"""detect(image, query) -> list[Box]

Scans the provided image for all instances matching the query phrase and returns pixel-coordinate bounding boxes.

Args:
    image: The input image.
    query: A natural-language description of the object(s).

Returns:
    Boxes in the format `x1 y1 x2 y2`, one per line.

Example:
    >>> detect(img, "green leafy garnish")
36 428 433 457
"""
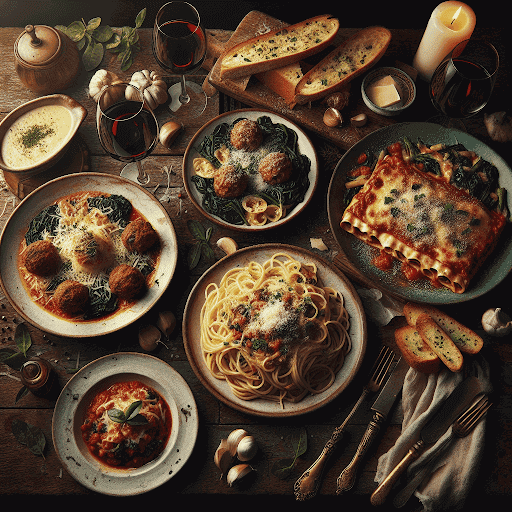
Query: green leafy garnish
187 220 214 270
56 8 146 71
107 400 149 426
271 428 308 479
11 419 46 458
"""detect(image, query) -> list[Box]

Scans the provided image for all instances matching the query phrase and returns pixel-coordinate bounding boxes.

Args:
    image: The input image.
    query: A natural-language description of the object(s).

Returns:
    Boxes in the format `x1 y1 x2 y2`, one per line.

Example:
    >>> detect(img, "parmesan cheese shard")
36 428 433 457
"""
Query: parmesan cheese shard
367 79 401 108
310 238 328 251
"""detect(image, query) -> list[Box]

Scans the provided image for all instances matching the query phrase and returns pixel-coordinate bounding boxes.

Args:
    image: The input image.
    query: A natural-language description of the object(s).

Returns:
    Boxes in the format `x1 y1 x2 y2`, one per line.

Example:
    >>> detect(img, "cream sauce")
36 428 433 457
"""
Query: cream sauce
1 105 72 169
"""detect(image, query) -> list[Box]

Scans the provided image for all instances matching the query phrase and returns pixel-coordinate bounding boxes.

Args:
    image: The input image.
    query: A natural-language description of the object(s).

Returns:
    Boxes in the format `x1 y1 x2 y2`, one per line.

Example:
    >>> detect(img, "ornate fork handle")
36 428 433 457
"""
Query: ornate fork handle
336 411 385 494
294 388 370 500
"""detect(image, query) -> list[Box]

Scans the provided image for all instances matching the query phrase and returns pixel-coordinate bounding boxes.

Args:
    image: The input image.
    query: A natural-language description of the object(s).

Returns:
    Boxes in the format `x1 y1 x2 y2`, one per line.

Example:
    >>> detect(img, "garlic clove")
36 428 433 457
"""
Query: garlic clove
482 307 512 337
159 120 183 148
323 107 343 127
236 435 257 461
214 438 233 477
226 463 254 487
217 237 238 256
156 310 176 340
138 324 162 351
350 113 367 127
227 428 248 456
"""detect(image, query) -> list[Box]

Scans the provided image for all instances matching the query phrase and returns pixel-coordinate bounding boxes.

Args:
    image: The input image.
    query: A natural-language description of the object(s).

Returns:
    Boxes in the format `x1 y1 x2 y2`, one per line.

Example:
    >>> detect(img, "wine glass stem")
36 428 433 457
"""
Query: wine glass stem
136 161 150 185
179 75 190 105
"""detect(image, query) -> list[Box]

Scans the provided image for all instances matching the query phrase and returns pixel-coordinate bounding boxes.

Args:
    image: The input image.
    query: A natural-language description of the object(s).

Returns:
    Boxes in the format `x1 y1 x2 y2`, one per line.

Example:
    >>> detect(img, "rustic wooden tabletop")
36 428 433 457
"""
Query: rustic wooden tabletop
0 6 511 507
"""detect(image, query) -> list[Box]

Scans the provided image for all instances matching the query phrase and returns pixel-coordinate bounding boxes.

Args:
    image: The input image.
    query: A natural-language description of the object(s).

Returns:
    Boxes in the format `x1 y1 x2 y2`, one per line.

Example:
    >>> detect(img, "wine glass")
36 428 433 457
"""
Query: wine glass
97 83 160 187
152 1 208 118
430 40 499 129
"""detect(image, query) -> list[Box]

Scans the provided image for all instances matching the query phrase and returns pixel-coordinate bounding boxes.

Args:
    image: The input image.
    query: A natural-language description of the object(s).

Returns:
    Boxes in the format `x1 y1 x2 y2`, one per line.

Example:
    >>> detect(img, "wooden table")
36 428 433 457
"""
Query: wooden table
1 20 511 507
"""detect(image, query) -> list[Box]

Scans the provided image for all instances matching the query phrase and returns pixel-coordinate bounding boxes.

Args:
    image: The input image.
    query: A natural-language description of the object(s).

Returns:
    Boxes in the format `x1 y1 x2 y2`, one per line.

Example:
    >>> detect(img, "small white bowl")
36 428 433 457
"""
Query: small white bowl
0 94 87 176
362 66 416 116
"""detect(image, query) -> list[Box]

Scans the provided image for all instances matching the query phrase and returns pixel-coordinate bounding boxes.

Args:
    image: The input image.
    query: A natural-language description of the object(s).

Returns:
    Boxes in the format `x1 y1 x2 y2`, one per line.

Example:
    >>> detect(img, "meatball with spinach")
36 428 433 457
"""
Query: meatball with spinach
24 240 61 276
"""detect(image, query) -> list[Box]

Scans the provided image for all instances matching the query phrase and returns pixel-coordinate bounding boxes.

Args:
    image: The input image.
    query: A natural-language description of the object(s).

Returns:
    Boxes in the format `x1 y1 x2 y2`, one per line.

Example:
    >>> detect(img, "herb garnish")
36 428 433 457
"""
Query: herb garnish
19 124 55 150
107 400 149 426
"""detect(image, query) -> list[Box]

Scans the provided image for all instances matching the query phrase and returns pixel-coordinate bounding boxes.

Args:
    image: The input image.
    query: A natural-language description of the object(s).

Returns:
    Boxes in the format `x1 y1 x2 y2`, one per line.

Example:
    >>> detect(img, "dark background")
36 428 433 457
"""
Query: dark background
0 0 505 30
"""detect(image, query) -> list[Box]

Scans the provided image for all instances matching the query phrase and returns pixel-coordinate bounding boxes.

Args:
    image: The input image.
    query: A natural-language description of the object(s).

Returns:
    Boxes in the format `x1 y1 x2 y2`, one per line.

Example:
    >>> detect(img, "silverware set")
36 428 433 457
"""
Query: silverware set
294 347 492 504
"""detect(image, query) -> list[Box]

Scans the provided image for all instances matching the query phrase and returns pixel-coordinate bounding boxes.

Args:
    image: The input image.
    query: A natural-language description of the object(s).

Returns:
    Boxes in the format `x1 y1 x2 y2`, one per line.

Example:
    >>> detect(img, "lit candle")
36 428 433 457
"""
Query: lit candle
413 2 476 81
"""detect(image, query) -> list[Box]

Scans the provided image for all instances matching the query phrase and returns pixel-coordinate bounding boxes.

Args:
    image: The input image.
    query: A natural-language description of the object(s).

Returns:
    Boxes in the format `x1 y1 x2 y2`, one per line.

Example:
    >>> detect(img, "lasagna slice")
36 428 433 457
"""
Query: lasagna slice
341 144 507 293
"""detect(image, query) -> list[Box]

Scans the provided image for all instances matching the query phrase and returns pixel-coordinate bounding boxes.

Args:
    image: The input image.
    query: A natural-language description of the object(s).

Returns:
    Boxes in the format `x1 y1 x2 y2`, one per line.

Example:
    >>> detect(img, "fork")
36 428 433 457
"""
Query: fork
393 395 492 508
294 346 395 500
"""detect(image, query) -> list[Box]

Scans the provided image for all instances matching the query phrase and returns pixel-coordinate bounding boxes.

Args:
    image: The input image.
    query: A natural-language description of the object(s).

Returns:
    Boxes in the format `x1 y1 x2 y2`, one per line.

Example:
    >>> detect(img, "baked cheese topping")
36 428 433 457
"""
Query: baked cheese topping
341 142 507 293
222 17 338 69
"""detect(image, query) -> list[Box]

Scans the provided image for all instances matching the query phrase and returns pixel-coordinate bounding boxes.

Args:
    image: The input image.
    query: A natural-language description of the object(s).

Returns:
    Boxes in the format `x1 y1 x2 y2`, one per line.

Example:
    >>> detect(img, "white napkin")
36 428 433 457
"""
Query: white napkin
375 357 492 511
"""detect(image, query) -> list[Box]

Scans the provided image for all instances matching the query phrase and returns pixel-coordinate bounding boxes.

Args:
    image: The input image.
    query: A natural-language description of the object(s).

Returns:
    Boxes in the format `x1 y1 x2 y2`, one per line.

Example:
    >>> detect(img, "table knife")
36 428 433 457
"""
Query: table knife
336 357 409 494
370 375 482 506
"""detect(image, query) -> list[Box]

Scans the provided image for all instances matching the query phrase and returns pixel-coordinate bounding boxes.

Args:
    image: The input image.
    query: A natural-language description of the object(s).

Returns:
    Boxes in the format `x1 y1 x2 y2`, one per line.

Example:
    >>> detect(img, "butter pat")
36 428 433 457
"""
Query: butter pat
367 76 401 108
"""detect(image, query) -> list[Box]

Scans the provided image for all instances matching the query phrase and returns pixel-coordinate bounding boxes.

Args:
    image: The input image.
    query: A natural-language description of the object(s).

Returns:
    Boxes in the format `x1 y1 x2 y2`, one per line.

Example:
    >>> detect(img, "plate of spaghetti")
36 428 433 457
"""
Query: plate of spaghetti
183 244 367 417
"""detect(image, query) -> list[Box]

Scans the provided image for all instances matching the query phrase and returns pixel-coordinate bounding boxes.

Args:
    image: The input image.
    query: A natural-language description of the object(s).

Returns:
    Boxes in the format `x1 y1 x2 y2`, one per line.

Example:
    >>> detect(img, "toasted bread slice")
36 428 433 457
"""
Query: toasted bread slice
395 325 441 374
403 302 483 355
219 15 339 80
416 314 463 372
293 26 391 105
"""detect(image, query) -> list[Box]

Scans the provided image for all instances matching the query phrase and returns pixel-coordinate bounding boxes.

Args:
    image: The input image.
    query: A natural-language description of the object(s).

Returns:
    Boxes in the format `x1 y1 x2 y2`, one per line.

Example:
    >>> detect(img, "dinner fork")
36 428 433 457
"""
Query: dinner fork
294 346 395 500
393 395 492 508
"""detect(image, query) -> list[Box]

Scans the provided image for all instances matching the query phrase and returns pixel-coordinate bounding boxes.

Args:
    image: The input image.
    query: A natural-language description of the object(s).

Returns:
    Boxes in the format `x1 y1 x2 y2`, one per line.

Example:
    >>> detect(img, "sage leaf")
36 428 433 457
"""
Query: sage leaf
66 20 86 42
107 408 126 424
124 400 142 421
86 17 102 31
83 38 104 71
92 25 114 43
0 348 27 371
201 242 215 262
11 419 46 458
127 414 148 426
188 242 202 270
135 8 146 28
15 386 29 404
15 323 32 357
188 219 207 241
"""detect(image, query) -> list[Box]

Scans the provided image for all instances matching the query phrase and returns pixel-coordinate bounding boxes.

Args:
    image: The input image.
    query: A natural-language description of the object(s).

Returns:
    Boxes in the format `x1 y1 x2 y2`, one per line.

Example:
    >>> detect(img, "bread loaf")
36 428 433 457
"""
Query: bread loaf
415 314 463 372
395 325 441 374
293 26 391 105
219 15 339 80
403 302 483 355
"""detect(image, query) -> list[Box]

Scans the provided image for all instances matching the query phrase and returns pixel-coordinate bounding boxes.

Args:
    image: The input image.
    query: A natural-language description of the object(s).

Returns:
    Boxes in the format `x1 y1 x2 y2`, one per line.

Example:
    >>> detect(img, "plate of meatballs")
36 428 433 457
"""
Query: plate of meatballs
0 172 178 338
183 109 318 230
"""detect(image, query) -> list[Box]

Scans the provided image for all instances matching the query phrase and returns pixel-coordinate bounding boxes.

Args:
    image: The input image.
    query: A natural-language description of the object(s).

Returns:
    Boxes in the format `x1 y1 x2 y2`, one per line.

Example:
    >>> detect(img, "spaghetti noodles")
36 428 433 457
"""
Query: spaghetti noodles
200 252 351 405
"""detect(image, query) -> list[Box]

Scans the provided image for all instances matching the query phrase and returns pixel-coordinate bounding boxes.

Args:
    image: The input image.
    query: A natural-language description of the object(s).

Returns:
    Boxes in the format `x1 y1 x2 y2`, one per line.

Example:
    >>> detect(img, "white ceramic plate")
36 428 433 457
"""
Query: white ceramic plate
328 122 512 304
182 243 367 417
52 352 198 496
183 109 319 231
0 172 178 337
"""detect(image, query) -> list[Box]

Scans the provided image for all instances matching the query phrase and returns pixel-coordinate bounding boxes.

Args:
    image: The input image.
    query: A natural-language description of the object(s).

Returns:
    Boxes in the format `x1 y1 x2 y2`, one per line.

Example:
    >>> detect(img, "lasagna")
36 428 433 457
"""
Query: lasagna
81 380 171 469
341 140 508 293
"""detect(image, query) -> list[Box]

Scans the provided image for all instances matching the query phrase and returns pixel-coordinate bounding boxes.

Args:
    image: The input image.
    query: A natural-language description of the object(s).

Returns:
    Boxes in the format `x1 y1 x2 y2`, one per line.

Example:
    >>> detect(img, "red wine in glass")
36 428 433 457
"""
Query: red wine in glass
99 100 159 162
154 20 206 74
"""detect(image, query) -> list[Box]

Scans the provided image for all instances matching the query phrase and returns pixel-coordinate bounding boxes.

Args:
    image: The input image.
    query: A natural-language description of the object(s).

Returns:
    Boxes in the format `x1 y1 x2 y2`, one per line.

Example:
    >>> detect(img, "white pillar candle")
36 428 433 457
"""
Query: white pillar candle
413 1 476 81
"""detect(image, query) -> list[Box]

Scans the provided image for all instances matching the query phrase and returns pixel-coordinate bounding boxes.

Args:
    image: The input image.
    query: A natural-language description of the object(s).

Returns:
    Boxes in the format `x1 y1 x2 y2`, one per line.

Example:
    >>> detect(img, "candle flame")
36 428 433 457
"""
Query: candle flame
451 6 462 25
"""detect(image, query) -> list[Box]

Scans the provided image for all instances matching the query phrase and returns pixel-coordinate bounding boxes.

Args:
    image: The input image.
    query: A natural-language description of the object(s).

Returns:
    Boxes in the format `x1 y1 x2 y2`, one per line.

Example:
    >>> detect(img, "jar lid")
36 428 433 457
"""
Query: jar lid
15 25 62 66
21 360 42 380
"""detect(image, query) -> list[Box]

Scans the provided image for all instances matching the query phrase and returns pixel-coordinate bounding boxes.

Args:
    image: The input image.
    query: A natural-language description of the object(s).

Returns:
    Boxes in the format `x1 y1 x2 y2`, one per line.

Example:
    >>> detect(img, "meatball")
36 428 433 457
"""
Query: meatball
109 264 145 300
121 218 159 253
258 152 293 185
230 119 263 151
214 164 248 198
54 280 89 315
24 240 61 276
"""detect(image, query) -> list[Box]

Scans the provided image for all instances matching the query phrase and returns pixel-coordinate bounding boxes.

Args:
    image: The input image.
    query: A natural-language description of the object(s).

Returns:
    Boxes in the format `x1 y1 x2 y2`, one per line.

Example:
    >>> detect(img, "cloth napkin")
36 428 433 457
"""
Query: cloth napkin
375 356 492 511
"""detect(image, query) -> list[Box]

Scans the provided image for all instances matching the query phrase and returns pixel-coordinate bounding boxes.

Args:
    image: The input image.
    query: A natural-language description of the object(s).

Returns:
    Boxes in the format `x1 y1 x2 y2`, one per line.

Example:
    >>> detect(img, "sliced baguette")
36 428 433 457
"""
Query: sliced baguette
415 314 464 372
395 325 441 374
219 15 339 80
403 302 483 355
293 26 391 105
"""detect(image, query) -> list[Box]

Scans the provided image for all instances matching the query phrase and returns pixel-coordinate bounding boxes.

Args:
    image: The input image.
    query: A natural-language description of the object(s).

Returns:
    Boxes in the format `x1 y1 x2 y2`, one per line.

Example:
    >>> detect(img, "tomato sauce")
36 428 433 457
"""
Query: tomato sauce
80 380 171 469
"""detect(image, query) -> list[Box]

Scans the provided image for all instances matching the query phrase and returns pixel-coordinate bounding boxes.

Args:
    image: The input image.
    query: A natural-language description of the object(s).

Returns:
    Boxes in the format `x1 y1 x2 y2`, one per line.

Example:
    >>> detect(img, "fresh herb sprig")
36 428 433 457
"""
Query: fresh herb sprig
187 220 214 270
11 419 46 458
271 427 308 479
56 8 146 71
107 400 149 426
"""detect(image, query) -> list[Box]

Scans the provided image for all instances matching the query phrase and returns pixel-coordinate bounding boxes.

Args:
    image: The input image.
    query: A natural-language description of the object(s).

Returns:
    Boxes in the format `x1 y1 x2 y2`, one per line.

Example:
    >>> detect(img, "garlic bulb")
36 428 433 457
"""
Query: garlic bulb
88 69 123 103
482 308 512 337
227 428 248 457
236 435 257 461
127 69 168 110
214 439 233 477
226 464 254 486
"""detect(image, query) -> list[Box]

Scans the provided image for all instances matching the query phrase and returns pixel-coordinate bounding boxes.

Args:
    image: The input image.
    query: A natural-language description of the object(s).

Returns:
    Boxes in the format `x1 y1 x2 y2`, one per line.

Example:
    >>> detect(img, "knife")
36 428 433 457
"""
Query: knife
336 357 409 494
370 375 482 506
